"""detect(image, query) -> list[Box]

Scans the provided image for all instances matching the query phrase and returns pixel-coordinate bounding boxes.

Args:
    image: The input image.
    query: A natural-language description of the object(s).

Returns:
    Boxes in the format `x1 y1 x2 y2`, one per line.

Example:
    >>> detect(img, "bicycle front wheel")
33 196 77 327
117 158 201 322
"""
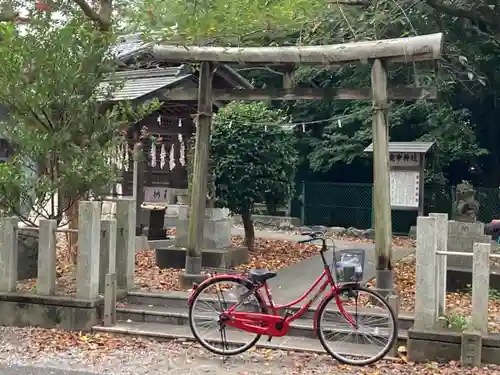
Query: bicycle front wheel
316 285 397 366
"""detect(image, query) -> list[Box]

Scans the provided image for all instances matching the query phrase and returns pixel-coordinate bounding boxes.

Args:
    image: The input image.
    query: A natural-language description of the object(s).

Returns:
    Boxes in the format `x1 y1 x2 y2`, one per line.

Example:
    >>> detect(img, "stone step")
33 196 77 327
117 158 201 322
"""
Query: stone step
93 321 401 360
116 303 407 346
126 290 415 330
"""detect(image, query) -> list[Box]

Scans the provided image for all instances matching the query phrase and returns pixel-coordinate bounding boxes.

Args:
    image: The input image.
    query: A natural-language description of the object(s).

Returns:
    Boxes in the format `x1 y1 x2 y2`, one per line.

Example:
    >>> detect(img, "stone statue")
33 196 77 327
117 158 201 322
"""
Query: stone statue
453 181 479 222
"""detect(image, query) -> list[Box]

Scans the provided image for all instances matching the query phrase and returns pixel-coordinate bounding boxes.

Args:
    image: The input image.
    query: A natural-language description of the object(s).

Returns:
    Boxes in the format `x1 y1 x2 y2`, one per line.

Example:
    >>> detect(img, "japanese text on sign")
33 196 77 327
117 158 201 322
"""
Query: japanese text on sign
144 187 168 203
389 152 420 168
390 170 420 209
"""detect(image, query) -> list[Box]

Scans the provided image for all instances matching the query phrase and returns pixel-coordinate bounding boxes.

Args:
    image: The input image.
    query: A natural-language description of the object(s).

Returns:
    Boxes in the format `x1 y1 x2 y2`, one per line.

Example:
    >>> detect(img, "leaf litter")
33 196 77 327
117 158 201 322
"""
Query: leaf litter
366 258 500 332
16 227 500 330
1 327 500 374
15 235 319 294
16 226 416 296
132 232 417 292
7 228 500 372
135 236 319 291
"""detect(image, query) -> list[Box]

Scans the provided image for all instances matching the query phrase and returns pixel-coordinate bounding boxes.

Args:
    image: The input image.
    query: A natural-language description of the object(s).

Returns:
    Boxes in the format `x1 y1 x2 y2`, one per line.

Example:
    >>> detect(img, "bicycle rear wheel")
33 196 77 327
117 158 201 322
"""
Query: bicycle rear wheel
188 276 266 355
316 285 397 366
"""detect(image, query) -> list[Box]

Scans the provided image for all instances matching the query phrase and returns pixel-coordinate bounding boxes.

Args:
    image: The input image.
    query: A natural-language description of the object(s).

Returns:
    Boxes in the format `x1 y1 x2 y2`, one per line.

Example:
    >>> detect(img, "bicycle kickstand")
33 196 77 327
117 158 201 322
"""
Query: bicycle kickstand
220 324 228 364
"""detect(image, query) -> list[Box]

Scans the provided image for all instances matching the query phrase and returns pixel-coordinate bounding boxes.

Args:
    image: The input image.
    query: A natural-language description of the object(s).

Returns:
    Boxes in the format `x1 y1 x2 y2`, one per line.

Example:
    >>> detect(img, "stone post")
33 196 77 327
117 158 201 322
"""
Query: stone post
387 294 400 357
76 201 102 299
116 197 136 290
415 216 438 330
37 219 57 295
103 273 117 326
472 242 490 334
99 218 117 295
430 213 448 317
0 217 18 292
461 330 482 367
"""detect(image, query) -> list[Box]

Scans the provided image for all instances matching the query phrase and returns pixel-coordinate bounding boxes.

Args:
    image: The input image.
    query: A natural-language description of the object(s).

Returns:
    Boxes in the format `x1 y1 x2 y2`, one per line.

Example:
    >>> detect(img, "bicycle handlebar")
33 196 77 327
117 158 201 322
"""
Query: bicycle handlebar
297 231 327 249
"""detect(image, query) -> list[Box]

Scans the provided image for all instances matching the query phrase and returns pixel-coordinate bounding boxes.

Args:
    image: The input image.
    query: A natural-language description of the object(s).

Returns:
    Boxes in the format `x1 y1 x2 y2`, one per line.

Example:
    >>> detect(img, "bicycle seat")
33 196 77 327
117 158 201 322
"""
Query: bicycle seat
248 268 277 283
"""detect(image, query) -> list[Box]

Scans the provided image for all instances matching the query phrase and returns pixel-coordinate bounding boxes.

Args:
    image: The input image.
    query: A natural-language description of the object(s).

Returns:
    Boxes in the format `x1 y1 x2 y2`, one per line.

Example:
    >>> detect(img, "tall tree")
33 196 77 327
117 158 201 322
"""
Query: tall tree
0 16 156 236
211 102 298 250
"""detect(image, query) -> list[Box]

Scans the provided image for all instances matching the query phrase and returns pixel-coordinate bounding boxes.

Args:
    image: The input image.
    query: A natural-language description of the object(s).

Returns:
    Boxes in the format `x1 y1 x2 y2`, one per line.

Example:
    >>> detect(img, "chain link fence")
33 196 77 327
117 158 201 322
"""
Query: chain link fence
302 182 373 230
301 182 455 235
476 187 500 223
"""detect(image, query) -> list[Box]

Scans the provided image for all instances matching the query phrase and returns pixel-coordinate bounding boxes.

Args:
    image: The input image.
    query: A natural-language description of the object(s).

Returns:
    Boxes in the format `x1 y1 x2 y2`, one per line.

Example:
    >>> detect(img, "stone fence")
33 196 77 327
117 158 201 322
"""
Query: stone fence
409 213 500 366
0 198 136 330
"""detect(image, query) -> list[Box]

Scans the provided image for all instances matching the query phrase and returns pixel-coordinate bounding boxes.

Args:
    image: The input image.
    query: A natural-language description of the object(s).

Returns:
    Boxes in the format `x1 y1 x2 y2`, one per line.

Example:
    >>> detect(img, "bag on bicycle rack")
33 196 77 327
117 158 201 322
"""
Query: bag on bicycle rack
334 249 365 283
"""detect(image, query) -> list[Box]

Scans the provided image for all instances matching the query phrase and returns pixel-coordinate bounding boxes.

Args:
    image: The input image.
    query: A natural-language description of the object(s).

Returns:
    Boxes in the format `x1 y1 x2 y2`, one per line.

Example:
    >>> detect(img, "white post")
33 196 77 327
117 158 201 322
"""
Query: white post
99 218 117 295
76 201 102 299
116 197 136 290
471 242 490 334
0 217 18 292
430 213 448 317
37 219 57 295
415 216 438 329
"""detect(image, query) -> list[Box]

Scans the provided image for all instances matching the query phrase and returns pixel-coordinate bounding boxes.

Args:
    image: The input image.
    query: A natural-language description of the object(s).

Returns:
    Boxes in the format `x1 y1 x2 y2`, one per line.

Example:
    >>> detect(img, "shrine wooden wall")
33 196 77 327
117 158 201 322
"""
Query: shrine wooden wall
121 102 196 196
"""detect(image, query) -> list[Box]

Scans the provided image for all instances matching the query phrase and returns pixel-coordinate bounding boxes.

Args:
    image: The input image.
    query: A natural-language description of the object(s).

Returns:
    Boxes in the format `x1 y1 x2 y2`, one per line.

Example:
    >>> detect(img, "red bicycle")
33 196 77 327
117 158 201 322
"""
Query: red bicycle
187 231 397 366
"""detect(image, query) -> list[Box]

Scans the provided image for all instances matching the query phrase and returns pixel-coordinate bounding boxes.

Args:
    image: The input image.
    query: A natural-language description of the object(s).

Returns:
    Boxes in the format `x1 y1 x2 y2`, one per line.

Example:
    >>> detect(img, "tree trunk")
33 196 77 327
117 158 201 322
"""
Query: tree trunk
241 207 255 251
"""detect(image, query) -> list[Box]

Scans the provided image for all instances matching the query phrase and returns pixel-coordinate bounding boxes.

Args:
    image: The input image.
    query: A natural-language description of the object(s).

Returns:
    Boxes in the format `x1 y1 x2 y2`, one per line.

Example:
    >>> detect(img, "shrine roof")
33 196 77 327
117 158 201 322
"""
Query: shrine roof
97 33 252 102
98 67 192 102
364 141 434 153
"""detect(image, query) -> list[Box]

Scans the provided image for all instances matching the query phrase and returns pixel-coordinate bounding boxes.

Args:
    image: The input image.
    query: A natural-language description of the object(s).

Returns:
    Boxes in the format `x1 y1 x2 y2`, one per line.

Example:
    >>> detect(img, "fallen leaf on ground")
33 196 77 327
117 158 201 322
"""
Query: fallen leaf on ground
3 327 500 374
366 259 500 332
18 235 319 294
325 233 415 249
136 236 318 292
233 237 317 273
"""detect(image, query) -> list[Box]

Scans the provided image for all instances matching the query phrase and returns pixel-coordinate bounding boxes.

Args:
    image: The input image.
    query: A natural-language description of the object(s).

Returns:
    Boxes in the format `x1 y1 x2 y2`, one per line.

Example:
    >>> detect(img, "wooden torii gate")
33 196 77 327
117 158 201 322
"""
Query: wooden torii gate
152 33 444 291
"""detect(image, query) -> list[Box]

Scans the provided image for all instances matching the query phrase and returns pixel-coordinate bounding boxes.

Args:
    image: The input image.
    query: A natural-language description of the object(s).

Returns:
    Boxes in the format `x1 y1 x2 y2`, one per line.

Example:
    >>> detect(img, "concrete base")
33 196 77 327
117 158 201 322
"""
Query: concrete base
374 269 394 297
408 328 500 365
175 220 232 249
155 246 249 269
0 291 126 331
232 214 301 228
135 236 176 251
179 273 208 289
136 235 150 251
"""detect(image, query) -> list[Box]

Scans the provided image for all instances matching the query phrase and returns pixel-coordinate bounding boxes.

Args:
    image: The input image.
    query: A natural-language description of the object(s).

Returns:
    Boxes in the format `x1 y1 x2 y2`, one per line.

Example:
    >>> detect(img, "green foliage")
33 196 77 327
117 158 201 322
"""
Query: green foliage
124 0 500 188
444 313 470 331
0 18 158 223
211 102 298 214
304 97 486 184
15 0 500 194
245 0 490 186
127 0 330 45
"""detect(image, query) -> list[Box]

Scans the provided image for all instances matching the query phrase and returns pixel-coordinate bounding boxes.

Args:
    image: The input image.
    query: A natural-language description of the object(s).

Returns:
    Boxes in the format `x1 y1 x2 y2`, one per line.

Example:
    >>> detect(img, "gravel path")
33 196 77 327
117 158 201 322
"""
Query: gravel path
0 339 337 375
1 326 500 375
0 365 99 375
0 327 339 375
